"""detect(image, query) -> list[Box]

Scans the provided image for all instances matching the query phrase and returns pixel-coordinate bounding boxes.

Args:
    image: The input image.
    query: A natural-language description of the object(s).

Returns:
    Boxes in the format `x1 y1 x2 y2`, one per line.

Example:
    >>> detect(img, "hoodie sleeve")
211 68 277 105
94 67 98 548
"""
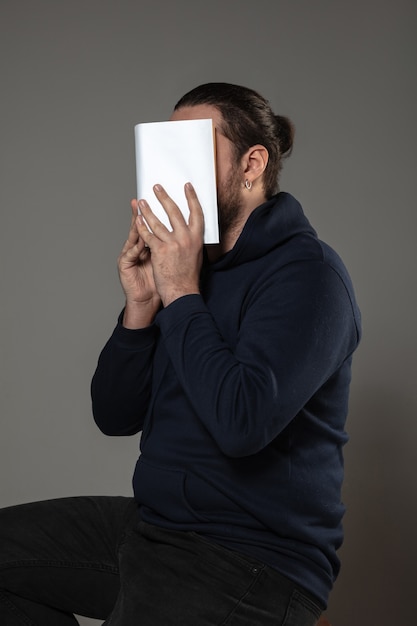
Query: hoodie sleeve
91 316 159 436
156 259 361 457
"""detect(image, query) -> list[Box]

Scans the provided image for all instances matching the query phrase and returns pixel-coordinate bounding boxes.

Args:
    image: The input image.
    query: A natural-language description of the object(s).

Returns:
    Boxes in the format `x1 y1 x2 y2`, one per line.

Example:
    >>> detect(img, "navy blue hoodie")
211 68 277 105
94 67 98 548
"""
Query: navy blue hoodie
91 192 361 607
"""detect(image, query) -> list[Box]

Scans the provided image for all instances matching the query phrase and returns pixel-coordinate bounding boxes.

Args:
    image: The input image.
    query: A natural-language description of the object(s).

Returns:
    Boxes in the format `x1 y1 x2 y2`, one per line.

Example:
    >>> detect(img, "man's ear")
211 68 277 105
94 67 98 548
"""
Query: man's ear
242 144 269 185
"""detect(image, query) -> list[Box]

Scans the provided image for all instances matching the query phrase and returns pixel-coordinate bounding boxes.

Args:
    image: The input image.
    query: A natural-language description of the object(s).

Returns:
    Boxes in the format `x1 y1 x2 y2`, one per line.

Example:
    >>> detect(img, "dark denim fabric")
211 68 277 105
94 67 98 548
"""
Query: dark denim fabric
0 496 322 625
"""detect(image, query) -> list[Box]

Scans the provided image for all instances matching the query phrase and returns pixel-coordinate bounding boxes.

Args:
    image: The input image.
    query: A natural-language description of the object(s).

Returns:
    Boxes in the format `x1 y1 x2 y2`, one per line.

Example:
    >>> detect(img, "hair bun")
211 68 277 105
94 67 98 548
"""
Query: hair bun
275 115 295 157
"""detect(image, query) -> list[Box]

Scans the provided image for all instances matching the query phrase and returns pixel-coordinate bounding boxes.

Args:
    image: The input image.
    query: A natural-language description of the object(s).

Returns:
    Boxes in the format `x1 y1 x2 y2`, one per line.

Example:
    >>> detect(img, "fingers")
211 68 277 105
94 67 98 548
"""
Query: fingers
120 200 146 256
137 184 204 242
118 232 151 275
184 182 205 238
154 184 187 231
136 212 154 249
131 198 139 218
121 239 148 264
137 197 169 243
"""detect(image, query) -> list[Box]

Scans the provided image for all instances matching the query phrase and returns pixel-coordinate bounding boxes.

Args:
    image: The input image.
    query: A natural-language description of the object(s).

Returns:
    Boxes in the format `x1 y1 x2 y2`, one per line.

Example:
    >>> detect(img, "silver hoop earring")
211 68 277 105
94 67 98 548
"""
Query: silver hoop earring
245 179 252 191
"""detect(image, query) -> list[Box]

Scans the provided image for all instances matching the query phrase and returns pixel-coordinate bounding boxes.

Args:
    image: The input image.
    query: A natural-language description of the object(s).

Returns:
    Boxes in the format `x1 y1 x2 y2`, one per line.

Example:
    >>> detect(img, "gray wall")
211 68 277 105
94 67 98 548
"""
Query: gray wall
1 1 416 625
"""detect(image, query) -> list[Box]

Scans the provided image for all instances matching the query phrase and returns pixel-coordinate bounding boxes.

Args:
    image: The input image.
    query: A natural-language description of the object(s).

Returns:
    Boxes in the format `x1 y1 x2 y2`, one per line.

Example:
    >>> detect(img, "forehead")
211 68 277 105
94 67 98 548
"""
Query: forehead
169 104 223 129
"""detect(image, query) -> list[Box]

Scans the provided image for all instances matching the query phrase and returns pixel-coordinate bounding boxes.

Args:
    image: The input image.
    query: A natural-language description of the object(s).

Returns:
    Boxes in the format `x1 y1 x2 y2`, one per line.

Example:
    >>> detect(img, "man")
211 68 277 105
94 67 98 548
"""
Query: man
0 83 361 625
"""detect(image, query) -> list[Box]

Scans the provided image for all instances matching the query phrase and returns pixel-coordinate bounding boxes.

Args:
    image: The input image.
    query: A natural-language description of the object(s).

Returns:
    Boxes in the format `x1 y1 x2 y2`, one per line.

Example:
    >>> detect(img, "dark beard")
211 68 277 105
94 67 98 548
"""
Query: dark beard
216 167 243 237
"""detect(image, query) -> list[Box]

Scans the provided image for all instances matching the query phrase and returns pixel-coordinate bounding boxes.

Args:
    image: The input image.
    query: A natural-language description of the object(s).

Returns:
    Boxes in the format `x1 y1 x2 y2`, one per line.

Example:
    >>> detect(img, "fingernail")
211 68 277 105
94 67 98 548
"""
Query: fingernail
138 199 146 211
185 182 193 190
154 184 162 193
137 200 141 215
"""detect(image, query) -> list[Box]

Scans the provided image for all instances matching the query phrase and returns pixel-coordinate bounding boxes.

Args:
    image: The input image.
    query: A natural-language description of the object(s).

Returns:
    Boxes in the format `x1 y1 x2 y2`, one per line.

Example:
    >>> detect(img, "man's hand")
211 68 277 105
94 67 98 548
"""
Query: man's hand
118 201 161 328
136 183 204 307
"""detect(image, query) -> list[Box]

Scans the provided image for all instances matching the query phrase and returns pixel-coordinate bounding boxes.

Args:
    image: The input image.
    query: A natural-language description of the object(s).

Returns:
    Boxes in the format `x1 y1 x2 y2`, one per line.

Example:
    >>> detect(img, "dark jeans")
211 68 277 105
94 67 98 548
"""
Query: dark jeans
0 496 322 625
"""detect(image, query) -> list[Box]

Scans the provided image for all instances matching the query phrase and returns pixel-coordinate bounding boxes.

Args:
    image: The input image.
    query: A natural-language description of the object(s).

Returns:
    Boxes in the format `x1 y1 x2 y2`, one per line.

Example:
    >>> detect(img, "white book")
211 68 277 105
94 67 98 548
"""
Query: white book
134 119 219 244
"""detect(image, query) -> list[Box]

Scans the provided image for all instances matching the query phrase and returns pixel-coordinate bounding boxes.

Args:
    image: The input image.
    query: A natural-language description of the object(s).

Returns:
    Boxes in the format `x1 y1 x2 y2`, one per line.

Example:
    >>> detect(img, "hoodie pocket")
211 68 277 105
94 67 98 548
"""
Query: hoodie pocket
133 457 249 529
133 458 202 523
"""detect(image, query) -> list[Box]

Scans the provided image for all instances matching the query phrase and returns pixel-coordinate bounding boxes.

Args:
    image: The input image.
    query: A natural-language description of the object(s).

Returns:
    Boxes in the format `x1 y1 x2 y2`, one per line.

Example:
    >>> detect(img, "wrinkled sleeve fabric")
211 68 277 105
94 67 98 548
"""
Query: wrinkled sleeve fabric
91 315 159 436
156 260 360 457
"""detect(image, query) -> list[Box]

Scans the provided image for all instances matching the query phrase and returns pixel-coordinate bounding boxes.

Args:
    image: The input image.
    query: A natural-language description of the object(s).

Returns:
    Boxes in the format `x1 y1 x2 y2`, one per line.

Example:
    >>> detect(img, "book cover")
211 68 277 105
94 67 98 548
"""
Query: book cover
134 118 219 244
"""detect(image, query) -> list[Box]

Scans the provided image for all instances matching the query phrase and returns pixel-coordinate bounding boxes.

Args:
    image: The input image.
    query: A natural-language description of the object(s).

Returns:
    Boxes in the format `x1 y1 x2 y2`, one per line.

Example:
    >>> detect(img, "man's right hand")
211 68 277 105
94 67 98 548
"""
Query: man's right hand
117 200 161 328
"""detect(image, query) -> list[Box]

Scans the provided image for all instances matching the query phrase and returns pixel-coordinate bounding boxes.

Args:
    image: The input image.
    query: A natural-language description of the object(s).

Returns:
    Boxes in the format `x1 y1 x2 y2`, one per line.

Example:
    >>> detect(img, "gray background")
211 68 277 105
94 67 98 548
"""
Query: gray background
1 1 416 625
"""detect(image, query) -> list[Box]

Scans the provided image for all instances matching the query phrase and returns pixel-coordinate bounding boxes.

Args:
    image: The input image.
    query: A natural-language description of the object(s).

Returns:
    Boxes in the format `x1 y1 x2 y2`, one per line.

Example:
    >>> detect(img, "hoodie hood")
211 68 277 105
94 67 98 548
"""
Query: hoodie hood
212 192 318 270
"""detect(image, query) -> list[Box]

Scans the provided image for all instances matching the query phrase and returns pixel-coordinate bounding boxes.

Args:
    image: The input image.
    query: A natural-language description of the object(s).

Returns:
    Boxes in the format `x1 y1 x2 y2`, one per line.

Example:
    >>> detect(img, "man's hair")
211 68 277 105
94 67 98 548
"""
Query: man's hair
174 82 294 198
